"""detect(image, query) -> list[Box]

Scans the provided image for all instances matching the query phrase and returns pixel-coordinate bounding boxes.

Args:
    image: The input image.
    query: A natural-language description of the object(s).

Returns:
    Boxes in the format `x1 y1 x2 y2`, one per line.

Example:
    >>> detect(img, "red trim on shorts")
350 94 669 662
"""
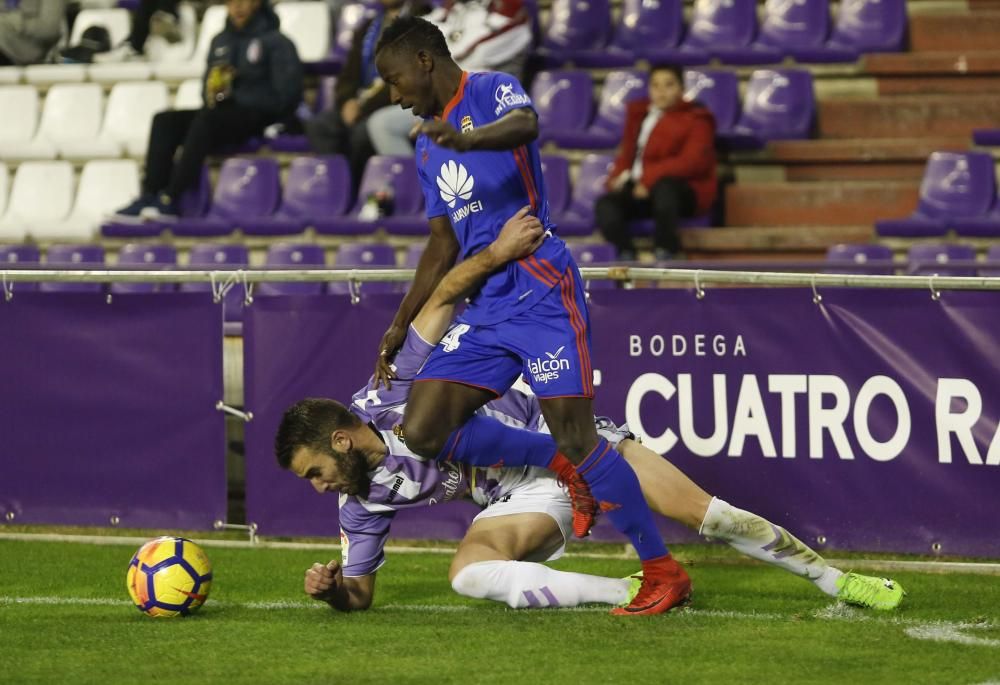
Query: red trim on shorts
412 377 503 399
559 267 593 396
534 393 596 400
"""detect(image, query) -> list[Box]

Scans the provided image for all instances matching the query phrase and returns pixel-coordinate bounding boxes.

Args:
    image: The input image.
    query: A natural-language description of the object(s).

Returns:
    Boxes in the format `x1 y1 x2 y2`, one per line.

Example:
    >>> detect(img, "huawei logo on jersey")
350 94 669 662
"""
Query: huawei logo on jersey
437 161 475 208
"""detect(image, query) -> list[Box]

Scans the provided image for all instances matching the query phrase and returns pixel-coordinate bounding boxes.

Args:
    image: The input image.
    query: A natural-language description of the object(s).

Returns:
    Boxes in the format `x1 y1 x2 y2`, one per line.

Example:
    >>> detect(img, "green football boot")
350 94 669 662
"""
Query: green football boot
835 572 905 610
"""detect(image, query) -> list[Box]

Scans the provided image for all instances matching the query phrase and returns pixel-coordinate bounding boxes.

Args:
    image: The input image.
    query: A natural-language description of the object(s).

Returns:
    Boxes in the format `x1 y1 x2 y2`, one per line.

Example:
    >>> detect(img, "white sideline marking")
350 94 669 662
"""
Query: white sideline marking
3 533 1000 574
904 625 1000 648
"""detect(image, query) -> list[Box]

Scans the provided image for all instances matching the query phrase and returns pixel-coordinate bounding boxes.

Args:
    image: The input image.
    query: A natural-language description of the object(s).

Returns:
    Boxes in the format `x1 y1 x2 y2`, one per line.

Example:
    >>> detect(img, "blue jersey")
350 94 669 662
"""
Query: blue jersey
415 71 572 326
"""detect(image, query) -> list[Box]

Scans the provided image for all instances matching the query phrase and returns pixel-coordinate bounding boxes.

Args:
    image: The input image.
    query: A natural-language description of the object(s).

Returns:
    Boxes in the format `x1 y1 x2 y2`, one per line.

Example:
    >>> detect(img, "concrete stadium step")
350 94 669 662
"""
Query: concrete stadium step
864 51 1000 75
909 13 1000 51
817 96 1000 138
725 182 918 227
680 225 875 258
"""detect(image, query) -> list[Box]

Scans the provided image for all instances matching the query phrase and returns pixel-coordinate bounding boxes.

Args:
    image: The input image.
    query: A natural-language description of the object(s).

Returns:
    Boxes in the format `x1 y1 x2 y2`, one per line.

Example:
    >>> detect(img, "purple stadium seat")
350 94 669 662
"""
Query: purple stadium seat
540 0 612 64
267 135 312 153
877 152 996 238
906 244 977 277
565 0 682 67
180 244 250 324
0 244 40 292
650 0 758 65
684 68 741 134
243 156 352 236
257 243 327 296
548 71 646 149
317 156 425 236
830 0 906 53
111 243 177 294
330 243 397 295
553 153 614 237
724 0 830 65
541 155 571 218
168 158 281 237
980 244 1000 277
332 4 373 65
532 70 594 145
973 129 1000 147
568 242 616 288
825 243 895 275
41 245 105 293
101 166 212 239
722 69 815 149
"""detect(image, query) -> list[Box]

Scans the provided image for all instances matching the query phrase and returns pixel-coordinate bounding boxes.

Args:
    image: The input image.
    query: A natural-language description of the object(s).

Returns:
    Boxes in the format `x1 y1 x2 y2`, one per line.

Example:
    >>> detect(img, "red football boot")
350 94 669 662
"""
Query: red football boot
548 453 597 537
610 554 692 616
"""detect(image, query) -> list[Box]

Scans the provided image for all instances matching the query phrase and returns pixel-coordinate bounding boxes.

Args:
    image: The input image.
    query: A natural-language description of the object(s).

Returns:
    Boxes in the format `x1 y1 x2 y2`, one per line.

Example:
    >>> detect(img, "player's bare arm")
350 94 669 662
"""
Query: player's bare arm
413 108 539 152
304 560 376 612
374 215 459 389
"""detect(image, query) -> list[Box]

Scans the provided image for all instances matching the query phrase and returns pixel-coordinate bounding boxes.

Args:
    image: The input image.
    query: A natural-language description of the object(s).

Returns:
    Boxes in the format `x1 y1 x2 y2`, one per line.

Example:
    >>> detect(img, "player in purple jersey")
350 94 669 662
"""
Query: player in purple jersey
277 217 905 613
370 15 688 615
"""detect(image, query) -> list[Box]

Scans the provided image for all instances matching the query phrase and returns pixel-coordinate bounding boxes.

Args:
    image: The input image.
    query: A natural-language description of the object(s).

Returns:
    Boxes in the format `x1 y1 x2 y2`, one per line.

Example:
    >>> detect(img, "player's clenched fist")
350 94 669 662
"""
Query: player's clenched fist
304 560 343 603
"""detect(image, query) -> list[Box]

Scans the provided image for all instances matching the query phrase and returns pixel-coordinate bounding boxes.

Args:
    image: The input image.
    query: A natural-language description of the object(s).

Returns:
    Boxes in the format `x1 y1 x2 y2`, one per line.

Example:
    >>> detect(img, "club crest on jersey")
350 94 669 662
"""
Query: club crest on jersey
392 424 406 443
494 82 531 116
528 345 571 384
460 115 474 133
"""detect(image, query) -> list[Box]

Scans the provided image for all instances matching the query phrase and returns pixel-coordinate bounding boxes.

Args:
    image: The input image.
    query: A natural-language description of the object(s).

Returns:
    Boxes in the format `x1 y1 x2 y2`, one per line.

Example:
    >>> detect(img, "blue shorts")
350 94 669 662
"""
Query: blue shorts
417 265 594 398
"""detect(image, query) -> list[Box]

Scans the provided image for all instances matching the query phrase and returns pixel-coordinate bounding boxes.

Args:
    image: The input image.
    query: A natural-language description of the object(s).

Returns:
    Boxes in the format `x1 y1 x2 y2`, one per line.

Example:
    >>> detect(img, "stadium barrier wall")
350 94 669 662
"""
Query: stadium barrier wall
0 292 227 530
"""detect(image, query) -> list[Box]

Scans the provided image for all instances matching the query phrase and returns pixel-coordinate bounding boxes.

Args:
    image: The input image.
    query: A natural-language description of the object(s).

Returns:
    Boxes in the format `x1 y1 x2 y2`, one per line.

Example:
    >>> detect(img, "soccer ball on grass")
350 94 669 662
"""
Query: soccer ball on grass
126 536 213 617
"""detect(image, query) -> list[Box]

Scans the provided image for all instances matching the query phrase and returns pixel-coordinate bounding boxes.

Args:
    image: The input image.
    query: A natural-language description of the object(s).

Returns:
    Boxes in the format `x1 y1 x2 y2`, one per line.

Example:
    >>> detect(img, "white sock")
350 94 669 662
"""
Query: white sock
451 560 631 608
699 497 844 597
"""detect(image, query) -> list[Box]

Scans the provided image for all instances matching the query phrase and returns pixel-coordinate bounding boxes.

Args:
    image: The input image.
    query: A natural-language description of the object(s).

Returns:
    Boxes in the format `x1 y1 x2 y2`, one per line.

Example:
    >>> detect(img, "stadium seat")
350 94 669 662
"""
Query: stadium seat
531 70 593 146
722 69 815 149
538 0 612 65
90 3 198 83
331 3 374 66
403 243 424 268
330 243 398 295
0 66 23 84
155 4 228 81
568 242 616 288
316 156 425 236
611 0 684 66
0 83 104 161
25 8 132 86
650 0 757 65
180 243 250 323
548 71 646 149
541 155 571 218
0 163 7 224
824 244 895 275
0 86 40 150
243 156 352 236
111 243 178 294
980 245 1000 277
876 152 996 238
0 161 75 242
973 129 1000 147
40 245 106 293
33 160 141 242
829 0 906 54
0 244 40 292
101 165 211 239
167 158 281 237
906 244 978 277
552 153 613 237
275 2 336 73
257 243 327 296
174 78 204 109
61 81 170 159
684 68 741 135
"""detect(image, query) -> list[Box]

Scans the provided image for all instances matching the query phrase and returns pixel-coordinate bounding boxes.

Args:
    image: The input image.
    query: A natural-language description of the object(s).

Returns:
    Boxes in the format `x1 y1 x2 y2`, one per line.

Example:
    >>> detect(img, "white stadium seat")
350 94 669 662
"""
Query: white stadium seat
0 66 23 84
25 9 132 86
0 161 76 242
61 81 169 159
275 2 332 62
155 4 227 81
173 78 203 109
89 3 199 83
0 86 40 147
32 160 140 242
0 84 104 161
0 164 9 229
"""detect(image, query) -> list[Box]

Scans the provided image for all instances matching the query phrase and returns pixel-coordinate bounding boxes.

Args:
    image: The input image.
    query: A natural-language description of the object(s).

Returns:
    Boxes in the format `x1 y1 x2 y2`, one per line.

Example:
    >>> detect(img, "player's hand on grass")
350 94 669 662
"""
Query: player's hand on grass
373 324 405 390
412 120 471 152
490 206 545 264
305 560 343 604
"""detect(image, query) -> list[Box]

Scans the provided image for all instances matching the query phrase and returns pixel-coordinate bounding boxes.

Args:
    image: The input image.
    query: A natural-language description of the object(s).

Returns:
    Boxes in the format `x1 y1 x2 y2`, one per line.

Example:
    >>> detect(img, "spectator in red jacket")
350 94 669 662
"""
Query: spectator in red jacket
595 64 717 261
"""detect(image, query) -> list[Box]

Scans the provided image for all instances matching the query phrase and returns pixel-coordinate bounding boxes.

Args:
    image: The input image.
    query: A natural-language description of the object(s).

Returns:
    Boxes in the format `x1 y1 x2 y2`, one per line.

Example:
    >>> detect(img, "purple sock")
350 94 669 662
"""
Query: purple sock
578 438 669 561
438 415 557 468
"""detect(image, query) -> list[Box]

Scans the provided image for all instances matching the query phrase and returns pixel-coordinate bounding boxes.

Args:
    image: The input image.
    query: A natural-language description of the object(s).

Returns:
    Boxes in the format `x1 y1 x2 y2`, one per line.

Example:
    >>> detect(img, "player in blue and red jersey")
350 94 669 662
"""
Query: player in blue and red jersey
370 16 687 615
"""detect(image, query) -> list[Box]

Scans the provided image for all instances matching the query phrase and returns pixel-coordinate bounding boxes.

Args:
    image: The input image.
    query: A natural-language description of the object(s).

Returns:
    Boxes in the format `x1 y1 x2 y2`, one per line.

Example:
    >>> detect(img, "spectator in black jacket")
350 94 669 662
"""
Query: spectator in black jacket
114 0 303 220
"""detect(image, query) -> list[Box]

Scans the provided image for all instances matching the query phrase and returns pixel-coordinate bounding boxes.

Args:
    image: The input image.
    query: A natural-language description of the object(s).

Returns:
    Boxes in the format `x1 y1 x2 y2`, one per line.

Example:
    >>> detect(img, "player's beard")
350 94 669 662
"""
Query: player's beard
332 447 371 499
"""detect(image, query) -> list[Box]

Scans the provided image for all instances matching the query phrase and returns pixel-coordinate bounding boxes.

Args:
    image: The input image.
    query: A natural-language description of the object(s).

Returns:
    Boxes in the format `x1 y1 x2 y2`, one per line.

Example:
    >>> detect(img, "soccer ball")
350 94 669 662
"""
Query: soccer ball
126 536 213 618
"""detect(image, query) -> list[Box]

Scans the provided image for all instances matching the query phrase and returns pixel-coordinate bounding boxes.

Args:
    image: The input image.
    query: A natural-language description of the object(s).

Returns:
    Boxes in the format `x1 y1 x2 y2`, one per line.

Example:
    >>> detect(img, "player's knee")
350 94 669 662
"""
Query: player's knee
553 428 600 463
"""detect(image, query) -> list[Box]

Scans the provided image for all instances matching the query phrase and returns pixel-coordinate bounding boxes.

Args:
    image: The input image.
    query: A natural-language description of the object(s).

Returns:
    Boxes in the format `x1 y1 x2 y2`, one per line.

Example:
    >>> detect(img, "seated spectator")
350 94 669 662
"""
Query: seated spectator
114 0 303 220
365 0 532 158
305 0 427 191
596 64 717 261
96 0 188 63
0 0 67 66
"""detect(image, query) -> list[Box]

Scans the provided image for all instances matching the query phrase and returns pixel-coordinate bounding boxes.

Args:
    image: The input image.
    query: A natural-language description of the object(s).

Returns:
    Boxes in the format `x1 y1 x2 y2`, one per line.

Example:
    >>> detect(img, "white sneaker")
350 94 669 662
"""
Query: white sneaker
94 42 143 64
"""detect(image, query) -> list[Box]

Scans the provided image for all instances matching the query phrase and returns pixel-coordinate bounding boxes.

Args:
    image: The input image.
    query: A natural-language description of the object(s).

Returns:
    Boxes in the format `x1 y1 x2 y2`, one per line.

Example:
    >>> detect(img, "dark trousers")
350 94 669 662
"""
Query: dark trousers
128 0 179 52
143 105 270 198
595 177 697 255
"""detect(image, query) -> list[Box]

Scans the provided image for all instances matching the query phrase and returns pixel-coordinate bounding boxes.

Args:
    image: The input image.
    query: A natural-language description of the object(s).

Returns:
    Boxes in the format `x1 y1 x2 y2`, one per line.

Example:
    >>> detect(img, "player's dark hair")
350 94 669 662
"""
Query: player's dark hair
375 16 451 59
649 63 684 85
274 398 362 469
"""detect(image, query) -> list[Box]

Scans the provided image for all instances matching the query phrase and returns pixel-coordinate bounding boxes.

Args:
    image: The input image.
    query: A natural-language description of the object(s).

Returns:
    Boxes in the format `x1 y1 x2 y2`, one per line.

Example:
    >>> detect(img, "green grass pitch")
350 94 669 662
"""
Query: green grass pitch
1 535 999 684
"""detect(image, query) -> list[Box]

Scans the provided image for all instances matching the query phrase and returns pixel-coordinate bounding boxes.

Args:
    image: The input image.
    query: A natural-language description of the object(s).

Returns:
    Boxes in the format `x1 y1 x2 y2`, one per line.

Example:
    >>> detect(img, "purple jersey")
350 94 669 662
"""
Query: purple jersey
415 71 572 326
341 328 544 577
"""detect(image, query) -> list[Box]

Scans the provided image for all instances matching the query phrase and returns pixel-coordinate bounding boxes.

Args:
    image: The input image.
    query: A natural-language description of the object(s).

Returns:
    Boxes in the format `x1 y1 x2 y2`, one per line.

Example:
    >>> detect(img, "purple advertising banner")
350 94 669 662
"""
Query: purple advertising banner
243 288 1000 556
243 294 482 539
0 293 226 530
